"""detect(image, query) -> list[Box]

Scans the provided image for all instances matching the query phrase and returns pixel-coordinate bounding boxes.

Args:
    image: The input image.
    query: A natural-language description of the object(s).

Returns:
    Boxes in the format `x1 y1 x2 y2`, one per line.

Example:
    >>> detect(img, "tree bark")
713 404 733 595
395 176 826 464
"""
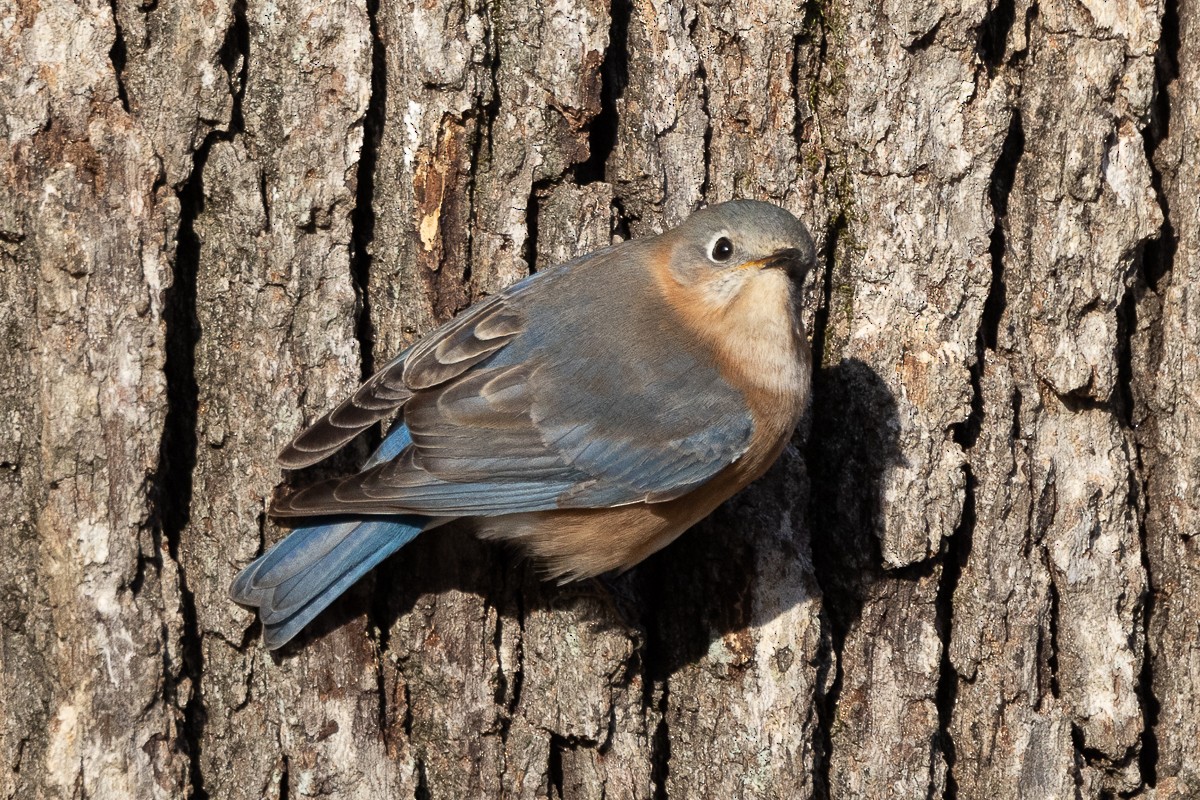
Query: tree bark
0 0 1194 797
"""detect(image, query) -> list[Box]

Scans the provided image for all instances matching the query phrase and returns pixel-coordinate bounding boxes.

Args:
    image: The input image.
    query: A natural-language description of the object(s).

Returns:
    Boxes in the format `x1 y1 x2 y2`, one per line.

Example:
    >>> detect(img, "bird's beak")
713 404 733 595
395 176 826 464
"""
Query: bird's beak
740 247 810 283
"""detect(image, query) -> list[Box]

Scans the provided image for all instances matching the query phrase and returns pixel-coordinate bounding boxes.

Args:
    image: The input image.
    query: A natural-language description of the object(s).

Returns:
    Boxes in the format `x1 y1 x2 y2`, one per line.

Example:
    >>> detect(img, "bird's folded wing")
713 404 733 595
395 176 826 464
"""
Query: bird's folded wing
271 245 755 517
271 364 752 517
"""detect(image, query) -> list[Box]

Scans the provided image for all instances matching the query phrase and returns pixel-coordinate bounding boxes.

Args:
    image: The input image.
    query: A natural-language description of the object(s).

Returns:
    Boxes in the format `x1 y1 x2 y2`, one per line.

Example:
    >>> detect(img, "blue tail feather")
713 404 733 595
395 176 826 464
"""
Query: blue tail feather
231 423 429 649
231 516 426 649
251 519 361 588
364 420 413 469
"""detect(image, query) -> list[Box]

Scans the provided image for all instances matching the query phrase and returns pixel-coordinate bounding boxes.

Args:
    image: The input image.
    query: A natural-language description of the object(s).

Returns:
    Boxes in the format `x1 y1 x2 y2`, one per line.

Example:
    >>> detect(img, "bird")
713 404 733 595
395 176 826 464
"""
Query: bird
230 199 816 649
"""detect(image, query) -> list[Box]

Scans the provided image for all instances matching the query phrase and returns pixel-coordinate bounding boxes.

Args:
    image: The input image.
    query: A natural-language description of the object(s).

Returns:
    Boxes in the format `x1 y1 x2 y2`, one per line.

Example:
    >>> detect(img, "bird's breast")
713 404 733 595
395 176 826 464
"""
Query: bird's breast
714 268 810 400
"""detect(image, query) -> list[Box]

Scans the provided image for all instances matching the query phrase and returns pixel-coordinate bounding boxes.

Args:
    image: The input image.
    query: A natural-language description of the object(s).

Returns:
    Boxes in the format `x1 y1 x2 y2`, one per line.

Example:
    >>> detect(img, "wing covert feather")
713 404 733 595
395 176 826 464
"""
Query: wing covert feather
276 282 533 469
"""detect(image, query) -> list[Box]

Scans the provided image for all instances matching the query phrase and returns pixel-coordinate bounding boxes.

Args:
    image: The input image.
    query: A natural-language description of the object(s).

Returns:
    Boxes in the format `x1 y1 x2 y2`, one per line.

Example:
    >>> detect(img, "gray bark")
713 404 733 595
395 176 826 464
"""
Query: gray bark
0 0 1194 797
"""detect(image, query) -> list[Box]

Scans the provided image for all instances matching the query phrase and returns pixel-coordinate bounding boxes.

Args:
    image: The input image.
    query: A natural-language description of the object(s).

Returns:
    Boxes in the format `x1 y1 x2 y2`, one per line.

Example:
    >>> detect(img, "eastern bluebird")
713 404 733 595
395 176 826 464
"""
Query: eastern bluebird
231 200 816 648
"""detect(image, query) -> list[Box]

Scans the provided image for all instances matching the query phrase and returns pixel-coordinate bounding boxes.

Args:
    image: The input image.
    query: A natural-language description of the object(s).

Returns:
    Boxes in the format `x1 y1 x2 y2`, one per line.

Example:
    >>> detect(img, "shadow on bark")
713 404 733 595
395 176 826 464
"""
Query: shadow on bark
807 358 906 635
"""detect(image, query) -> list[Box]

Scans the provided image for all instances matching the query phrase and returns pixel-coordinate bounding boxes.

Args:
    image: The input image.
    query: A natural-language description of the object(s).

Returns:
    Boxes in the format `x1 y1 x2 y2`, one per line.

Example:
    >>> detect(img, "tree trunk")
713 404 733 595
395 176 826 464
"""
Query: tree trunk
1 0 1194 796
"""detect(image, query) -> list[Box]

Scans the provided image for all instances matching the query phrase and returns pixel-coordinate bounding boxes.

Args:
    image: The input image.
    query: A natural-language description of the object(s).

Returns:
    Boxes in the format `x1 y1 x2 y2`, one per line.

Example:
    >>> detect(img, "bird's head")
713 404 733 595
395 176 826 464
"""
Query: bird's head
661 200 816 315
653 201 817 392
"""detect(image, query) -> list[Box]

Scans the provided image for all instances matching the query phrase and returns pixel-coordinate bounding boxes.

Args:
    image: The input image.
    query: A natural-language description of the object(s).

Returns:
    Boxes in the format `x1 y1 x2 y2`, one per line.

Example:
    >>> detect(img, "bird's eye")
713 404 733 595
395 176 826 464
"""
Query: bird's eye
710 236 734 262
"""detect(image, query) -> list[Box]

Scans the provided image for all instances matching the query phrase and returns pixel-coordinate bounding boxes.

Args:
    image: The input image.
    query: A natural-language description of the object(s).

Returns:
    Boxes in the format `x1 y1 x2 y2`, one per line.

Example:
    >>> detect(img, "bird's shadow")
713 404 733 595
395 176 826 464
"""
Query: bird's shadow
279 357 902 692
629 356 905 680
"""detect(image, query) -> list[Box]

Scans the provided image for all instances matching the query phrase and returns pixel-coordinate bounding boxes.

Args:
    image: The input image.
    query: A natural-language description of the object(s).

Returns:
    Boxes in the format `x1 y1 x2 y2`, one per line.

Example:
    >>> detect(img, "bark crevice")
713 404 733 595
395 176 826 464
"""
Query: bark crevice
1141 0 1178 293
1046 575 1062 699
810 212 844 370
216 0 249 137
523 179 553 274
953 109 1022 450
1116 275 1140 430
1127 0 1179 786
577 0 629 185
696 60 712 204
161 133 206 800
415 758 430 800
935 466 974 800
795 0 829 155
351 0 387 382
935 93 1026 798
155 4 249 794
808 210 846 800
977 0 1017 70
1136 485 1160 790
649 682 670 800
903 21 942 53
279 755 290 800
462 9 501 295
547 734 566 798
107 0 131 113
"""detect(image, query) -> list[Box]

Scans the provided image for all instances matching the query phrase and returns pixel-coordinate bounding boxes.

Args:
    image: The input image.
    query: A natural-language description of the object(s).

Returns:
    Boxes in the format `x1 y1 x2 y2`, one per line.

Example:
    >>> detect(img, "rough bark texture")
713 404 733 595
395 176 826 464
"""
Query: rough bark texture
0 0 1195 796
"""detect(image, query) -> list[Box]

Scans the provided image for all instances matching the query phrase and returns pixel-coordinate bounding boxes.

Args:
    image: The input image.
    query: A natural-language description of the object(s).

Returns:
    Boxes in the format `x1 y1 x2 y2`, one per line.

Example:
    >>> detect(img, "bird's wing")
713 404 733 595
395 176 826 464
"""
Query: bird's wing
271 244 756 518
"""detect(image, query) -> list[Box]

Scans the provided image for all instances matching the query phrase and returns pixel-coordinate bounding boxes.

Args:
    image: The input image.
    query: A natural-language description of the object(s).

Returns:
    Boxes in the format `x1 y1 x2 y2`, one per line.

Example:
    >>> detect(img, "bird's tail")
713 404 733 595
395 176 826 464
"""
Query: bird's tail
229 515 426 649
